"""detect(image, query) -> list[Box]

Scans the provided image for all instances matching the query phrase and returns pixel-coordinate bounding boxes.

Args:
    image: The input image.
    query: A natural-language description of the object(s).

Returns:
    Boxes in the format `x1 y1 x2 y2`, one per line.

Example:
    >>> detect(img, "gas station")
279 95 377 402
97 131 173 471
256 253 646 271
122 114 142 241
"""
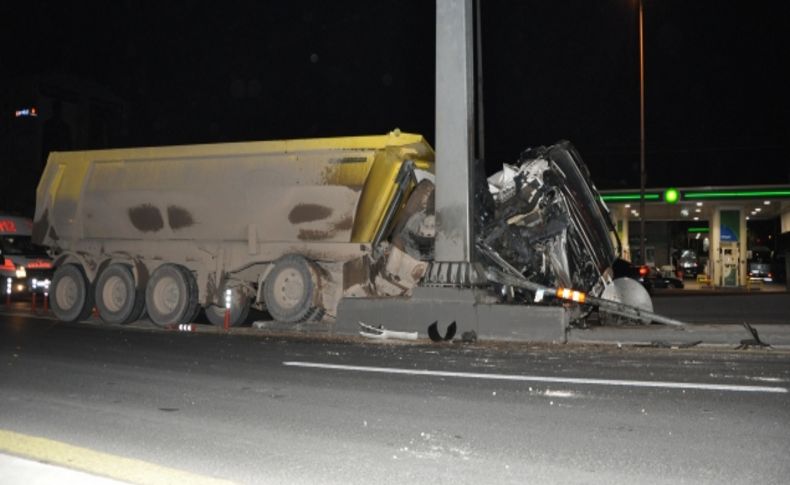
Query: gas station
602 185 790 289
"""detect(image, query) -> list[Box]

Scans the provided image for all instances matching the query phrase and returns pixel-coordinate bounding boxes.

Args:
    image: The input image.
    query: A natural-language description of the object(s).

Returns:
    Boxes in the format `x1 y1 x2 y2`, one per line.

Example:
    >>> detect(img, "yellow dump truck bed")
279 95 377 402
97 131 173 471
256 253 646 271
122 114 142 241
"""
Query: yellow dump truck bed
33 130 434 251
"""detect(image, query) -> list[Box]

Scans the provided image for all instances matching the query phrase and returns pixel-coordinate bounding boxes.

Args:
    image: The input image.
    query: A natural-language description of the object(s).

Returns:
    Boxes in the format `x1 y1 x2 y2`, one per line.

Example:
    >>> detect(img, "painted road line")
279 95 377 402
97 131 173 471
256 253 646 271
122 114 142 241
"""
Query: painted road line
0 429 234 485
282 361 789 394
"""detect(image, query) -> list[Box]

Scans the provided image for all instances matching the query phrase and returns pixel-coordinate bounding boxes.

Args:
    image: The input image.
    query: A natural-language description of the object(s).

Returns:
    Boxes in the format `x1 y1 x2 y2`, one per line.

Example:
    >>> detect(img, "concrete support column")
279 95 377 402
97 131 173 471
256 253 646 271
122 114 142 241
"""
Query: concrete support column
434 0 475 264
710 210 720 287
739 209 748 286
781 202 790 291
781 202 790 233
616 214 630 261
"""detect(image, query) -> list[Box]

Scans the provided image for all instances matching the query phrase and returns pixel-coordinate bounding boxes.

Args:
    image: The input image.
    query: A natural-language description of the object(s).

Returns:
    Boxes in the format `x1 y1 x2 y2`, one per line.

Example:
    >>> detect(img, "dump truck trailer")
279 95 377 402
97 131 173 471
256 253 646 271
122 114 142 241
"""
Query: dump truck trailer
35 130 672 328
34 130 436 326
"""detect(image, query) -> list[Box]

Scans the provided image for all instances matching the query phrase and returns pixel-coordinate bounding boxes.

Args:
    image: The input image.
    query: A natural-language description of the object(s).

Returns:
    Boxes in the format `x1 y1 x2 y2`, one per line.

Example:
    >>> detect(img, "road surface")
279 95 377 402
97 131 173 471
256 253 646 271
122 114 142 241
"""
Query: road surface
1 313 789 484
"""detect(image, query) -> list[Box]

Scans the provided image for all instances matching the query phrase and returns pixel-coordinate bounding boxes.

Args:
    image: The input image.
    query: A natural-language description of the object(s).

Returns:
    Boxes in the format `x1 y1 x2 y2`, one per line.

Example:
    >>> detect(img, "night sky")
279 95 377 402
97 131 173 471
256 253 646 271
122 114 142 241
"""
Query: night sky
2 0 789 199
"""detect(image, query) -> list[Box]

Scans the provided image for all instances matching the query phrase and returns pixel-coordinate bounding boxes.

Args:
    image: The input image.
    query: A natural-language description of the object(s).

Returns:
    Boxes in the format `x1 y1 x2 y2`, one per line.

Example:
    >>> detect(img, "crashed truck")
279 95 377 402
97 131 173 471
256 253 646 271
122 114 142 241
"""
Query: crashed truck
33 130 670 328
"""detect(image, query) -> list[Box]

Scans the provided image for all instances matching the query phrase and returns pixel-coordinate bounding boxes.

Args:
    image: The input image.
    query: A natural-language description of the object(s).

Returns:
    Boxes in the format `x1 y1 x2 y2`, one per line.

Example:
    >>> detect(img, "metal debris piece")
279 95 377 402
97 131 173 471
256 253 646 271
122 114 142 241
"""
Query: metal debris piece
428 321 457 342
736 322 771 349
461 330 477 343
358 321 418 341
635 340 703 349
483 265 687 327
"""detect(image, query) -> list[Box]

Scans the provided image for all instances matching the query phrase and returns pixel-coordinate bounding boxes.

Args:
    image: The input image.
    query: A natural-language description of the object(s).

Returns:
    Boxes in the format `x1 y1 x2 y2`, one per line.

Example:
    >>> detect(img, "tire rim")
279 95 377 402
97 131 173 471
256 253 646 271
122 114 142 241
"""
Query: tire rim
273 268 305 310
55 276 79 310
102 275 127 313
152 275 180 315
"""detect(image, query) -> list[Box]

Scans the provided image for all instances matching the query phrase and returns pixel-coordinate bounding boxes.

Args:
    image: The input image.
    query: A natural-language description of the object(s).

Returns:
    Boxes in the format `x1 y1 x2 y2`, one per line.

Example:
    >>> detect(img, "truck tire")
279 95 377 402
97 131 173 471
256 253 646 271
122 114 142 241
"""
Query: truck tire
95 263 145 325
205 285 251 327
145 264 199 327
50 264 94 323
263 255 322 323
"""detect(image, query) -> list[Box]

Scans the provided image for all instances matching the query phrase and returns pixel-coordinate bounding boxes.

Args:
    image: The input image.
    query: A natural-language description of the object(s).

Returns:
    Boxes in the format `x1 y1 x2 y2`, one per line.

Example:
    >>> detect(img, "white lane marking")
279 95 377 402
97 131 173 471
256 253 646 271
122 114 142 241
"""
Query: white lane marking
283 361 789 394
543 390 576 398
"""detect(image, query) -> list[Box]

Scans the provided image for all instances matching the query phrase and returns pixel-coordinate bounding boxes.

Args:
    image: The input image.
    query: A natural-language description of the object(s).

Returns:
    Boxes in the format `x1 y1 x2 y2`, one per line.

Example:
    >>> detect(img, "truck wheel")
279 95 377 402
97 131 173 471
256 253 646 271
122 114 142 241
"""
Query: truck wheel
263 255 322 323
50 264 94 323
145 264 199 327
95 263 145 325
205 286 251 327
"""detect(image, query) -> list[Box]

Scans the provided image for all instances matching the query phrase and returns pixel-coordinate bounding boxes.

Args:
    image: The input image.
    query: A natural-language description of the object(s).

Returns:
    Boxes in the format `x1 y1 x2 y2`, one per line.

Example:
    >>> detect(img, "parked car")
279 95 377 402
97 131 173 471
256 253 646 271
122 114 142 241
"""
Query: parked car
748 246 773 282
612 259 683 294
0 214 53 299
677 249 699 278
644 265 684 289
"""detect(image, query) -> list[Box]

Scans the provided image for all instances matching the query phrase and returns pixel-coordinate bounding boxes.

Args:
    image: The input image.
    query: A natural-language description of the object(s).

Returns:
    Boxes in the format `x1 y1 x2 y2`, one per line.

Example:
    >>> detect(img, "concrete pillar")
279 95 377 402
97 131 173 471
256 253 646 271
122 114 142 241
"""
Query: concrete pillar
739 209 748 286
710 209 721 287
616 213 630 261
434 0 475 263
781 202 790 291
781 202 790 233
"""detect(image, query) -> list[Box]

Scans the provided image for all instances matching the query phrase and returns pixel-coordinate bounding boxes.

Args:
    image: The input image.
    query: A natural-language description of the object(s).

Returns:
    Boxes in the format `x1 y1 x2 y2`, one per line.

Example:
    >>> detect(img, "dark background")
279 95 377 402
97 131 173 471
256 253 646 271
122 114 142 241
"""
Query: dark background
2 0 788 212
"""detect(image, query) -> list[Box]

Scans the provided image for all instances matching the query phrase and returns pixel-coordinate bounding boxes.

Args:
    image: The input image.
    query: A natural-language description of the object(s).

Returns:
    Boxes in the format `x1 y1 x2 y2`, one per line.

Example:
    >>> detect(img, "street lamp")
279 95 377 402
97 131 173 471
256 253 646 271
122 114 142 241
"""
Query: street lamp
638 0 647 265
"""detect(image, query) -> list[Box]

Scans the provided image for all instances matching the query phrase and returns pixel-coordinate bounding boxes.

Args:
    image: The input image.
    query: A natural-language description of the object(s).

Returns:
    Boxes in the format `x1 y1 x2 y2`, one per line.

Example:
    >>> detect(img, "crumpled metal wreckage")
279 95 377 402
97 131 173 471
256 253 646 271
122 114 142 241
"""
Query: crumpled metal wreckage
475 141 684 326
387 140 685 328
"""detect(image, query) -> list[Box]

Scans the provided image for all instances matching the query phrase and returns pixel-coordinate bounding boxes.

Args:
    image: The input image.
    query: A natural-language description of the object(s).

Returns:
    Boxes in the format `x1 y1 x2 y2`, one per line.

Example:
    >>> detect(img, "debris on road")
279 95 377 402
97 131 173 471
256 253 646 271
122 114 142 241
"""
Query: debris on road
428 321 457 342
634 340 703 349
358 321 418 341
736 322 771 350
461 330 478 343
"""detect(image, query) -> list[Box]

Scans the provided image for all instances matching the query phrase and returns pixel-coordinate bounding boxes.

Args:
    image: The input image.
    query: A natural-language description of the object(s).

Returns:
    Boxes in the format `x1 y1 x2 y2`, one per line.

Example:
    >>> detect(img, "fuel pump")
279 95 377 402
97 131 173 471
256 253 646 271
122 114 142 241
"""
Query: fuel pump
720 242 740 287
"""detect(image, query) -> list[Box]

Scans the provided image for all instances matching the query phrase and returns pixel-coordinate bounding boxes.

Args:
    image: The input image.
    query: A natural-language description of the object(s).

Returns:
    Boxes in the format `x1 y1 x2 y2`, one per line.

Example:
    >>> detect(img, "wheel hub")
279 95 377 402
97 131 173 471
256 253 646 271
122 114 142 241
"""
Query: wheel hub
275 269 304 309
102 275 127 312
56 276 78 309
153 276 180 313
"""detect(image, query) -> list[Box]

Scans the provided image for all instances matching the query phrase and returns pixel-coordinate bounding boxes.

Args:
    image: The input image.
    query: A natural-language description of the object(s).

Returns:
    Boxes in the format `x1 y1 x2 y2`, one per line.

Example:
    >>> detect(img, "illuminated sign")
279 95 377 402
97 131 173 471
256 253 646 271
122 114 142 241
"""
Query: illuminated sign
14 107 38 118
600 193 661 202
683 189 790 200
27 260 53 269
687 227 709 233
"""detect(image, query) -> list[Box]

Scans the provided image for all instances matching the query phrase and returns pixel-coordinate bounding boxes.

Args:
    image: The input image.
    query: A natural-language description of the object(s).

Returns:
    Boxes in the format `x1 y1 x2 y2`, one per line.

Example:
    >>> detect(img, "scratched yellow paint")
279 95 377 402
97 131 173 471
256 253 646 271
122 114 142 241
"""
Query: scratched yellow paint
0 429 234 485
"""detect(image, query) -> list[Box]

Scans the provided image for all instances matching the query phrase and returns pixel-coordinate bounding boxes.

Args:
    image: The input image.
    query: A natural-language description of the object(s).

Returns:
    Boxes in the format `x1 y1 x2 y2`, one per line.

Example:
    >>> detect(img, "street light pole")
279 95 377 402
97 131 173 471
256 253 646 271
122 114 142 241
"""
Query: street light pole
638 0 647 265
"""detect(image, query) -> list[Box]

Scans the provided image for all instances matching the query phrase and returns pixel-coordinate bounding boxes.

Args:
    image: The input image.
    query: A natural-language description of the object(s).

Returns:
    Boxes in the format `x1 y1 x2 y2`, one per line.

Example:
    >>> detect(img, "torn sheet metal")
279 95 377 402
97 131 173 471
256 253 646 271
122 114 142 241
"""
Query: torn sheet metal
359 321 418 340
477 141 617 298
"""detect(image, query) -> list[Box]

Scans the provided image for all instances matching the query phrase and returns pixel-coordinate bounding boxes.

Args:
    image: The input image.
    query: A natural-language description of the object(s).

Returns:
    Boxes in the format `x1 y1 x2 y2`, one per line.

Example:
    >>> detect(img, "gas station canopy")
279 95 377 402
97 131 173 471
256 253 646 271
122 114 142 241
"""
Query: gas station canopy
601 185 790 222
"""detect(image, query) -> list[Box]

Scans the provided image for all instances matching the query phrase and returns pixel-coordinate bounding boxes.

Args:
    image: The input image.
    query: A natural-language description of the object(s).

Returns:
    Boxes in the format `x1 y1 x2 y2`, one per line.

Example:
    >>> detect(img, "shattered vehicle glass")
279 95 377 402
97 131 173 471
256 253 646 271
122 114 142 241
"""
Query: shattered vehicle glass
475 140 619 302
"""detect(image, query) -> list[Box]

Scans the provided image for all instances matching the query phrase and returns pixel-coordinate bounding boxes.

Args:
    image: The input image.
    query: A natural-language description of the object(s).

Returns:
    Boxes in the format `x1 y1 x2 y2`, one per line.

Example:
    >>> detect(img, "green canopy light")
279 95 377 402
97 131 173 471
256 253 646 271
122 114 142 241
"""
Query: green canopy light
600 193 661 202
664 188 679 204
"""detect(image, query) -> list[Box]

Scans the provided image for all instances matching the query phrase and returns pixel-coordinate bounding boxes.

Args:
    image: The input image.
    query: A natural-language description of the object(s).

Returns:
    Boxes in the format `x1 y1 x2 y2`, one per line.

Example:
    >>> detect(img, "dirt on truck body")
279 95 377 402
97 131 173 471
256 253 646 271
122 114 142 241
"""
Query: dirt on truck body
34 130 435 327
35 131 666 329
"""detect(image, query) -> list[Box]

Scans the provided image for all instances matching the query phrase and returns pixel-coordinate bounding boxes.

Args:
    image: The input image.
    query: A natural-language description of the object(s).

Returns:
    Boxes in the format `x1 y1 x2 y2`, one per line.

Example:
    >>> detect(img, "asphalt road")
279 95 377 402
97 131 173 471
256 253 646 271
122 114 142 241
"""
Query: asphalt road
1 314 789 484
652 292 790 324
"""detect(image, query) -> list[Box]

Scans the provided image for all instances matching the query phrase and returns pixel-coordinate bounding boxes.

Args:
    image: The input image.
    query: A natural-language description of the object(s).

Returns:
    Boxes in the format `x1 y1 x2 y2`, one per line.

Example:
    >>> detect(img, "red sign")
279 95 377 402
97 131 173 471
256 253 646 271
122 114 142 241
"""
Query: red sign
27 260 53 269
0 219 17 233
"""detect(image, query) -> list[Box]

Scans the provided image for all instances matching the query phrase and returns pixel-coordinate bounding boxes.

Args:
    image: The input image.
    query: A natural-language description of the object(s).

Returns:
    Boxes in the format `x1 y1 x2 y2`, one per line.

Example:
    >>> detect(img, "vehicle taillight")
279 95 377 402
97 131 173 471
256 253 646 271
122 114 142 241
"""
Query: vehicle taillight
555 287 587 304
639 266 649 277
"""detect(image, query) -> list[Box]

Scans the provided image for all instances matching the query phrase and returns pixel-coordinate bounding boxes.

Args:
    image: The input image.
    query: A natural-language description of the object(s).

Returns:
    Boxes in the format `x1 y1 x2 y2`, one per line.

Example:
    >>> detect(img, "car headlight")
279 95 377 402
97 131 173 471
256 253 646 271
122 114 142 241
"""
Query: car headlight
15 266 26 278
